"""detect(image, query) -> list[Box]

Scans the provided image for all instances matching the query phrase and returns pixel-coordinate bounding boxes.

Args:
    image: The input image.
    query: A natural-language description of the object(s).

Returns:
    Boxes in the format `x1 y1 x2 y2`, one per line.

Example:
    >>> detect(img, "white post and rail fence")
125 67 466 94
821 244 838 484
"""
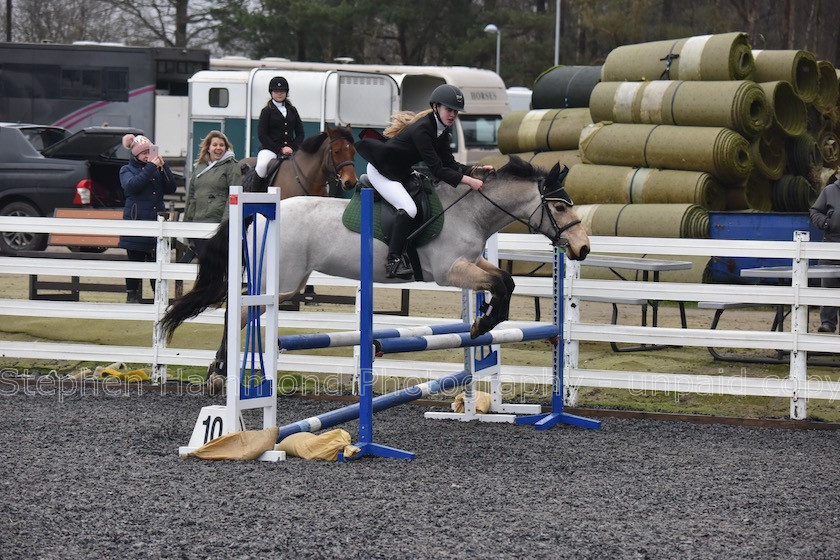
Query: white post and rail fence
1 215 839 420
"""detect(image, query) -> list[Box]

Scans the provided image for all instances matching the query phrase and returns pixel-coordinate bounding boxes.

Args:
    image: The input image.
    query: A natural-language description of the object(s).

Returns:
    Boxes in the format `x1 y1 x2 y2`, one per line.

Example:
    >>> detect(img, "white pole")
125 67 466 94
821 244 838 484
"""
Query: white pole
495 31 501 76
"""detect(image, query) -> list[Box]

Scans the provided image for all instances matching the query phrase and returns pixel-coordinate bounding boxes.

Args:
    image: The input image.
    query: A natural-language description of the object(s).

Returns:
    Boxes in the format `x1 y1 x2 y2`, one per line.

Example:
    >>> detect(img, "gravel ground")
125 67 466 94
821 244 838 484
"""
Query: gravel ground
1 386 839 560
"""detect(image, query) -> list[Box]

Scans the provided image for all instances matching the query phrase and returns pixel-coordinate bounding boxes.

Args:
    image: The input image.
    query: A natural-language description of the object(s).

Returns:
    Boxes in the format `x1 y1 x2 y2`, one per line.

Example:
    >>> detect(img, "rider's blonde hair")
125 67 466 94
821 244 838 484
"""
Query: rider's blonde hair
383 109 433 138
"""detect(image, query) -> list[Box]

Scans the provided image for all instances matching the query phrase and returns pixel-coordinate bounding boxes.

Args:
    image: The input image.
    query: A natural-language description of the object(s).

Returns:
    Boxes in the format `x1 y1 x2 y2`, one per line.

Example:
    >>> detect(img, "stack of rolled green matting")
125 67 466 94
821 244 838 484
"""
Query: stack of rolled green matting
579 122 753 185
575 203 710 238
771 175 818 212
752 49 819 103
757 81 807 136
818 130 840 167
565 164 724 210
744 173 773 211
531 65 602 110
589 80 769 139
815 60 839 112
497 109 592 154
601 32 754 82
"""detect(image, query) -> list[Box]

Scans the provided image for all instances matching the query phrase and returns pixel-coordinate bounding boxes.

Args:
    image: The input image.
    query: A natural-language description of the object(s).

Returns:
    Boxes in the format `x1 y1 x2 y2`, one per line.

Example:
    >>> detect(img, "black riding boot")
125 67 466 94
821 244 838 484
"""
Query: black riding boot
385 209 415 279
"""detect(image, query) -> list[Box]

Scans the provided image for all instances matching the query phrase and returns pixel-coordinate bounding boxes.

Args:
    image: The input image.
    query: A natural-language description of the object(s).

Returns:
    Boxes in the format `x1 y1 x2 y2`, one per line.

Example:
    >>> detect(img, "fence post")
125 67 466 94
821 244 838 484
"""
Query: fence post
152 215 170 384
789 230 809 420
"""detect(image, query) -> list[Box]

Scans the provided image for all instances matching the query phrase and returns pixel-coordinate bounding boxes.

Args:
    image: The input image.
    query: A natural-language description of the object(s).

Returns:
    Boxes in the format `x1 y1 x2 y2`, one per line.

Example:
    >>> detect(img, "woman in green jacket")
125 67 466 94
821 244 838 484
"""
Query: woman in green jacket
185 131 241 255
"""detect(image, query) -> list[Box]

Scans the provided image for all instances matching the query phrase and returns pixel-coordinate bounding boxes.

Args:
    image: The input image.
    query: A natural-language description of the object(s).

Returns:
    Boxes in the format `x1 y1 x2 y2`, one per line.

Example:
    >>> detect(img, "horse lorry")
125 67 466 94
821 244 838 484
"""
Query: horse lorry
187 60 510 190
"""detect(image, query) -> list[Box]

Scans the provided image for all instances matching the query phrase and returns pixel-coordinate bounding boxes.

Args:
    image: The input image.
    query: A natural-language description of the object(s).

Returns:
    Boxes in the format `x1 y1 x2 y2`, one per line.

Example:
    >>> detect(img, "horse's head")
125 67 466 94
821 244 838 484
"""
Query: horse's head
493 156 590 261
326 125 358 191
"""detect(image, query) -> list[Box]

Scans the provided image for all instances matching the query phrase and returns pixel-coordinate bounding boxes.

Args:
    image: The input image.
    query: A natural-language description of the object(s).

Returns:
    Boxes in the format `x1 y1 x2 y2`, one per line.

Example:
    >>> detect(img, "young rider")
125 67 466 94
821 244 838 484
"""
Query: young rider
357 84 491 278
254 76 304 190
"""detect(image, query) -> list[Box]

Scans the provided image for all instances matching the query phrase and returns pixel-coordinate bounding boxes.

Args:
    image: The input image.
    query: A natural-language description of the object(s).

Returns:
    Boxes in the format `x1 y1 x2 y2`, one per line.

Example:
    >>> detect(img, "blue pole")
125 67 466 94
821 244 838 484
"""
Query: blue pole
342 187 415 460
515 248 600 430
276 370 472 442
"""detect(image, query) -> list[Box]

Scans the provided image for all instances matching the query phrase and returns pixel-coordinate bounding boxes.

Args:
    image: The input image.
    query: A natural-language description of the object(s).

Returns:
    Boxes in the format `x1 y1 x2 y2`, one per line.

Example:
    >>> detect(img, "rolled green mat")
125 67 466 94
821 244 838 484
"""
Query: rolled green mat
818 129 840 167
815 60 839 112
589 80 769 139
565 164 724 210
750 130 786 180
479 151 582 172
601 32 754 82
496 109 592 154
744 173 773 211
575 203 709 238
531 65 602 110
771 174 818 212
752 50 819 103
785 133 821 177
757 81 807 136
726 187 750 211
579 122 753 185
528 150 583 170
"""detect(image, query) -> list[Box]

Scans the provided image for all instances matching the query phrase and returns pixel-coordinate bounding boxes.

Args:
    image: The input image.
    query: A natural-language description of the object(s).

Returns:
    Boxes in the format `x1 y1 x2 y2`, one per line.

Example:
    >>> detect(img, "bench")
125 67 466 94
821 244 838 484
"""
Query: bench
581 295 686 352
25 208 182 302
698 301 790 363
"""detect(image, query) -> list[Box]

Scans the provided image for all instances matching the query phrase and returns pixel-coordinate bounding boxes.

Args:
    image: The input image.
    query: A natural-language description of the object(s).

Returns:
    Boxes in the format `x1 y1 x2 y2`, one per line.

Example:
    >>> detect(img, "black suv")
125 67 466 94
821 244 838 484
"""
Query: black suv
0 123 143 254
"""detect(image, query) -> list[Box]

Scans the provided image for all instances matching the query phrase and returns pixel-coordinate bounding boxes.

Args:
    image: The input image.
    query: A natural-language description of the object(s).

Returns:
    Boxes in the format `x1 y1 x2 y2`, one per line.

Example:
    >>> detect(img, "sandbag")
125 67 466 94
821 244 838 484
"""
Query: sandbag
589 80 769 139
497 109 592 153
188 427 279 461
452 391 491 414
752 49 819 103
564 164 724 210
601 32 754 82
276 429 360 462
578 122 753 185
531 65 602 110
575 203 710 238
757 81 807 137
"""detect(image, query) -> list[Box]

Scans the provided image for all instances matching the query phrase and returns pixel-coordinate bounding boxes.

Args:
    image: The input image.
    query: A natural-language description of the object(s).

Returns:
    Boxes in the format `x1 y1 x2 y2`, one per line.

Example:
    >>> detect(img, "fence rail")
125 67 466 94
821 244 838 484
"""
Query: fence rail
1 216 840 419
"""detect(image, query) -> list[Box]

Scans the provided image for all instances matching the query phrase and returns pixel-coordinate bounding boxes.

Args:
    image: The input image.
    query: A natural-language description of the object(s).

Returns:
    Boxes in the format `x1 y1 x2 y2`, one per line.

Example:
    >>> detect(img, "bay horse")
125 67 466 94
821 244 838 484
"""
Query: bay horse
240 124 357 196
162 156 589 386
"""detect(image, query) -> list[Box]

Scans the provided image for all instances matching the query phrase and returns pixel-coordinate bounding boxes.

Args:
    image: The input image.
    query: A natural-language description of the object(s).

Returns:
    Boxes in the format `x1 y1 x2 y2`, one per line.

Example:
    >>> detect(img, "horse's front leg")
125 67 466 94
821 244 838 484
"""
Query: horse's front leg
446 257 515 338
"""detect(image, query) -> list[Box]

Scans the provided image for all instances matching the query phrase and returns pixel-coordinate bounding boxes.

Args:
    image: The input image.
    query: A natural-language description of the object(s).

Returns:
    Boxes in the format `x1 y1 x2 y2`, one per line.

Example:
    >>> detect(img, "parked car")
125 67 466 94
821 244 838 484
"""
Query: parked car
0 123 143 254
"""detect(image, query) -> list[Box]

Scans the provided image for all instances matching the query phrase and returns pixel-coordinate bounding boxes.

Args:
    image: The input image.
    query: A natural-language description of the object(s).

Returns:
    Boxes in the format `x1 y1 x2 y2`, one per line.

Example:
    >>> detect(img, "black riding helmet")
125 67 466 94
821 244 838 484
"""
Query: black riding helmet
268 76 289 93
429 84 465 112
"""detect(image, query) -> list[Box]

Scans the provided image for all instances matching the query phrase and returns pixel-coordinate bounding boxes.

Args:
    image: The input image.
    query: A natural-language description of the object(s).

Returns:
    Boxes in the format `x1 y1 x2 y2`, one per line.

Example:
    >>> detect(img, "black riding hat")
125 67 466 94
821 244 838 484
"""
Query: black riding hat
268 76 289 93
429 84 465 112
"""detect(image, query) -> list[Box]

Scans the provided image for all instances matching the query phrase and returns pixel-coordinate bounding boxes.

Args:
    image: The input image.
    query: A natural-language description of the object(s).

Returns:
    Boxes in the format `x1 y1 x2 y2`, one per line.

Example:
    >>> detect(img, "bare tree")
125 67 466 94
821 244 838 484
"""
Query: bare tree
102 0 219 48
10 0 128 43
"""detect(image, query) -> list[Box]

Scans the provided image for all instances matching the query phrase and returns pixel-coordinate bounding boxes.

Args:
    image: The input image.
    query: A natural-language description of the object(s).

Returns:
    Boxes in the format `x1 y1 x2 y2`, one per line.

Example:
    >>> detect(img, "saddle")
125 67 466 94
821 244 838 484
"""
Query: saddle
341 172 444 281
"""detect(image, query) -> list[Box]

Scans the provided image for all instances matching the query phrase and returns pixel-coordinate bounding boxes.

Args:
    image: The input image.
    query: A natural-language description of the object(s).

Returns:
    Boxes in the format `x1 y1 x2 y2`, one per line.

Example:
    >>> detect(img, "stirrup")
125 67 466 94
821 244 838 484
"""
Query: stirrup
385 255 413 279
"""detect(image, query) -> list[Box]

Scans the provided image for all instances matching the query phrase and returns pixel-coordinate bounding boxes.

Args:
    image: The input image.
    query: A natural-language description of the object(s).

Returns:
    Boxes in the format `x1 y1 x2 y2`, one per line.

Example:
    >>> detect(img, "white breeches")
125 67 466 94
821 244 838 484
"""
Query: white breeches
255 149 277 178
366 163 417 218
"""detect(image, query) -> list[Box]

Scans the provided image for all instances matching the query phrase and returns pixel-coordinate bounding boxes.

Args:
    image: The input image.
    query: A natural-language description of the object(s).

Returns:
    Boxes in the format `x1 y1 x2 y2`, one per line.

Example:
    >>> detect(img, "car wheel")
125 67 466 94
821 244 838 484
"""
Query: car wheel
0 201 48 254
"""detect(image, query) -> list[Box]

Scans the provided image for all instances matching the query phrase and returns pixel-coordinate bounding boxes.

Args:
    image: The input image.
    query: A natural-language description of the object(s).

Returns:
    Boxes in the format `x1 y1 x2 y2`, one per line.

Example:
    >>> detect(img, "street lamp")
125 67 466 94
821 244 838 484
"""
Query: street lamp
483 23 501 76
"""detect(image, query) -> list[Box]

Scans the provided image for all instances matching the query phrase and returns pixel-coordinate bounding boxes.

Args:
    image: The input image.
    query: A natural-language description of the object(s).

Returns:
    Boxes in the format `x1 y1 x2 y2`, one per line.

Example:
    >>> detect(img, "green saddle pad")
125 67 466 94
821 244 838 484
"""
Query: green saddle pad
342 184 444 247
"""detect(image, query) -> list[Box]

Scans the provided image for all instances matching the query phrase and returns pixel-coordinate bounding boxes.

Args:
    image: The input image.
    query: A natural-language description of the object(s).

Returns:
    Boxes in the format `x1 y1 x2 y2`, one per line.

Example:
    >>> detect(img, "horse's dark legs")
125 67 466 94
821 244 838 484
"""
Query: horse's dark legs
470 271 515 338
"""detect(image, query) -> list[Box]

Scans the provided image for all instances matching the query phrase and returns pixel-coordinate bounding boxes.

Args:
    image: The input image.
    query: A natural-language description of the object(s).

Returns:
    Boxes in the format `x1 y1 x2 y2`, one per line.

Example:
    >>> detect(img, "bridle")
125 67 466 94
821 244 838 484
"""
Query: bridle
476 169 581 247
290 135 355 195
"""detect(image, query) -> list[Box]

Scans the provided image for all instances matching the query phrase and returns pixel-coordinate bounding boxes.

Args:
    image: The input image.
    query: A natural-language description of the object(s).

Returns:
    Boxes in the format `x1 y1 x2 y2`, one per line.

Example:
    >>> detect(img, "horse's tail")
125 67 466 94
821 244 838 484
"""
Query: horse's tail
160 220 231 341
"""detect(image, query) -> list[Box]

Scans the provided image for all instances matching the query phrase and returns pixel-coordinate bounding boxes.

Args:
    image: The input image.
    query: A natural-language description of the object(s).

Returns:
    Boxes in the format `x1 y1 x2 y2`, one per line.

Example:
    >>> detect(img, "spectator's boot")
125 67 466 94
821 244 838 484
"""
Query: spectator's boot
385 209 415 279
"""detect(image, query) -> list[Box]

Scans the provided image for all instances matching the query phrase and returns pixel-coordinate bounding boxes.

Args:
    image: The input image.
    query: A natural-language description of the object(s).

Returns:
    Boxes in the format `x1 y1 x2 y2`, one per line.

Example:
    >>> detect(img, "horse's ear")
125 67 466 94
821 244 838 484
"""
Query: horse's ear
557 164 570 185
546 163 560 186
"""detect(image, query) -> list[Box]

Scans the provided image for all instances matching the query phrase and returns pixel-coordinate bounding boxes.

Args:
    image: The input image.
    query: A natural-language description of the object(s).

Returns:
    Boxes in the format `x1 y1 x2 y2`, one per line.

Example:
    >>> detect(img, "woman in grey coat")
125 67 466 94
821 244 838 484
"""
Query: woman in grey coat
185 131 242 255
809 177 840 332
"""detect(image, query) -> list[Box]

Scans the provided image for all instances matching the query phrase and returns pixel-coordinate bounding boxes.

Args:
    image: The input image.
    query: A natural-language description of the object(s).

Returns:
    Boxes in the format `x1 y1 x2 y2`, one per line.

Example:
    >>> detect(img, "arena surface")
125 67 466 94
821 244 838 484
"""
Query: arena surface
1 388 839 559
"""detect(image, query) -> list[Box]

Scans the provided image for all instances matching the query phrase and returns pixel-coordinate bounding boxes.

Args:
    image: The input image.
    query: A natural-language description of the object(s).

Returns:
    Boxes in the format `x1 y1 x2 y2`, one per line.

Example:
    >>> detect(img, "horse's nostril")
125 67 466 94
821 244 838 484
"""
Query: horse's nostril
579 245 590 260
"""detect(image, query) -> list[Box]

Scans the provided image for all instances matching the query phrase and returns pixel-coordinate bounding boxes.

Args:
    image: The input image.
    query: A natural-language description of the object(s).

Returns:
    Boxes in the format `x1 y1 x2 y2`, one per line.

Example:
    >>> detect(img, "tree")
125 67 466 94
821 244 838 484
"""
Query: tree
103 0 219 48
7 0 128 43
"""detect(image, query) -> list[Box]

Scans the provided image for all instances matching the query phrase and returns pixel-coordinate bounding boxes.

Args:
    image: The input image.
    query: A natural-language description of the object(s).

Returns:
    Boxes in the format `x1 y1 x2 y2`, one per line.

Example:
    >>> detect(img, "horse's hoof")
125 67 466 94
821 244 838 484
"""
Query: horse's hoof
207 373 226 395
470 319 485 339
